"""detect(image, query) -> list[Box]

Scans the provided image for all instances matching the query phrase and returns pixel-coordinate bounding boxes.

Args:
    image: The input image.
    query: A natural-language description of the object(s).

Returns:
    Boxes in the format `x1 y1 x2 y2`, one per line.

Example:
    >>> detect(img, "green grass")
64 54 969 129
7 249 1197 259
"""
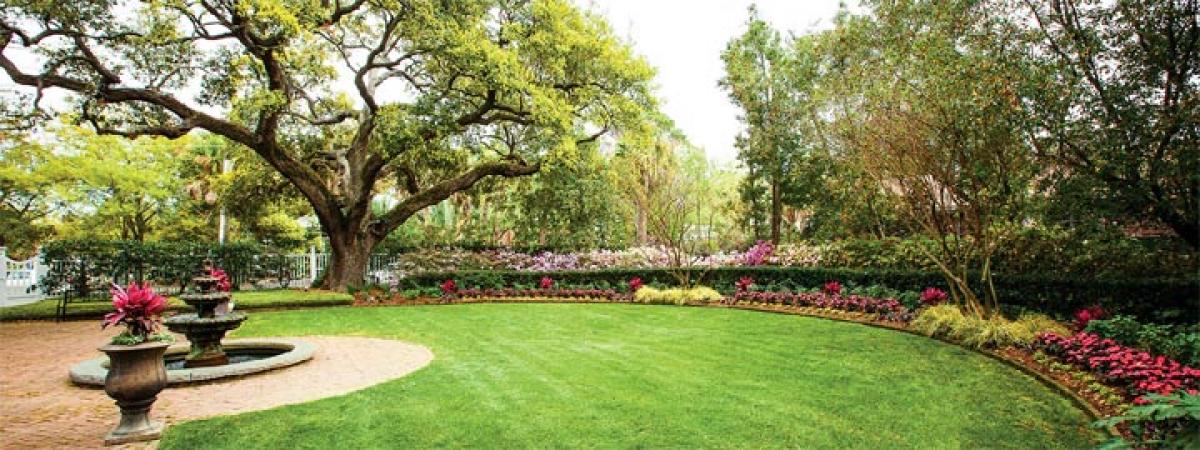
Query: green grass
0 289 352 321
160 304 1101 449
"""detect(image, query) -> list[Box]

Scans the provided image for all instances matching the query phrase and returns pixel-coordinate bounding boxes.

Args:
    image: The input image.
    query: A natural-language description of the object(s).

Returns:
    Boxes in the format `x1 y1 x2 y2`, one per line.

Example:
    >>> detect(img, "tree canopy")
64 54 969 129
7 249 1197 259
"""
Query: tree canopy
1 0 656 288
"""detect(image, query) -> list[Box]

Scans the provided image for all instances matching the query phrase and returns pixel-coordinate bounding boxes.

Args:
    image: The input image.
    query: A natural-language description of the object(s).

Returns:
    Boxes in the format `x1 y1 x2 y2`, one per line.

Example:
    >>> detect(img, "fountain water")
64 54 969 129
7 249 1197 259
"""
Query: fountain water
163 274 247 367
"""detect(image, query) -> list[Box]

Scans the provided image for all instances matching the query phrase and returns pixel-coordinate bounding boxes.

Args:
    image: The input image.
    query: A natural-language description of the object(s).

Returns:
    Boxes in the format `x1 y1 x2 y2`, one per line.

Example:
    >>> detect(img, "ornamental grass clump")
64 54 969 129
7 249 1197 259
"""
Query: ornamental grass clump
102 282 173 345
633 286 722 305
910 304 1067 349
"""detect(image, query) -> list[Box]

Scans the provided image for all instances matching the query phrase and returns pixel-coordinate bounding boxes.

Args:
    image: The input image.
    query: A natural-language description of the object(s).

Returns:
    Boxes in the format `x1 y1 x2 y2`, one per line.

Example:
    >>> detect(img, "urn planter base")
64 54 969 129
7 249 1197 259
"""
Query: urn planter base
100 341 169 446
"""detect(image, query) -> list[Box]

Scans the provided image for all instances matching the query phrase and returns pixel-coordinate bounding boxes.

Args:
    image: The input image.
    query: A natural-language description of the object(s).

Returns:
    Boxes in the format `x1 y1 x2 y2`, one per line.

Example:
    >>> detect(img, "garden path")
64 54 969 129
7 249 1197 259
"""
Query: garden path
0 321 433 449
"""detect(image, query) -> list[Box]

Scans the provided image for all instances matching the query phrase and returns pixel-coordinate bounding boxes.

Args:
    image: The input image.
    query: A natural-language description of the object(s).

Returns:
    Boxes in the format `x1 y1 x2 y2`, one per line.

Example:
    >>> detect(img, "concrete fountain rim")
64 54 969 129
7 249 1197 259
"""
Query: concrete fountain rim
68 338 316 387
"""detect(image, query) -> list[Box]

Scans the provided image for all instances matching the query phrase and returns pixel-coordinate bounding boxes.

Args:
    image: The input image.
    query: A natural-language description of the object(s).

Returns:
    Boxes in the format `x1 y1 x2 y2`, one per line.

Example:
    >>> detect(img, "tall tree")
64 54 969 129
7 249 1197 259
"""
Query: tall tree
721 7 824 244
1 0 653 289
825 0 1035 317
1005 0 1199 248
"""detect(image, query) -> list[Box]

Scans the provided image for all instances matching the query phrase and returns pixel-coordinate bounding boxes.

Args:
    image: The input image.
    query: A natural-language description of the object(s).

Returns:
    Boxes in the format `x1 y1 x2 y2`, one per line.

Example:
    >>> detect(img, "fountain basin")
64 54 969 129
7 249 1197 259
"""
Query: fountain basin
163 312 247 367
70 339 316 386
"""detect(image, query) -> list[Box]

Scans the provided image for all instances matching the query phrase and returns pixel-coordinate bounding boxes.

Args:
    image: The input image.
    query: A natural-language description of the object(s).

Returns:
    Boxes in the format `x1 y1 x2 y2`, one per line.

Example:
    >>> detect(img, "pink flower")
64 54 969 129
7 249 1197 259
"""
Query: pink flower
539 276 554 290
743 241 774 266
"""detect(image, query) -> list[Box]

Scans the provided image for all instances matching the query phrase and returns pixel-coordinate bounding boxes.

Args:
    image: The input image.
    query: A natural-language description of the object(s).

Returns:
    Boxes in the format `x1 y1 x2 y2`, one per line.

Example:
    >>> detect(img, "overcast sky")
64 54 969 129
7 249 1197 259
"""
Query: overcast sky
584 0 853 164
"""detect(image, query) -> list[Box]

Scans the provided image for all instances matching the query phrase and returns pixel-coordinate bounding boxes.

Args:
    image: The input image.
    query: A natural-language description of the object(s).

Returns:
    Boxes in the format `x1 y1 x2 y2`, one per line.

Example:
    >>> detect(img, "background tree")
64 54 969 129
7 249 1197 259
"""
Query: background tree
0 0 654 289
0 133 61 256
825 1 1036 316
720 7 812 244
1003 0 1199 248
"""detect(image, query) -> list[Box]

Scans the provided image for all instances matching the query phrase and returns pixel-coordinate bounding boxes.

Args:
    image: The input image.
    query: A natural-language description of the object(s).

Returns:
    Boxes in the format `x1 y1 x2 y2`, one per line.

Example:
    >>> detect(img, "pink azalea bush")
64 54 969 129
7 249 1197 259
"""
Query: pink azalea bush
742 241 774 266
919 287 948 306
102 282 169 344
1037 332 1200 403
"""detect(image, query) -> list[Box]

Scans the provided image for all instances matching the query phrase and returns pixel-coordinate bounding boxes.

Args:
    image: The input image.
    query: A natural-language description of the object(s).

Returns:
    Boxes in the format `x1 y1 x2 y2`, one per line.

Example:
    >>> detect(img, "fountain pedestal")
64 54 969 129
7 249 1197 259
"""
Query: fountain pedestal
164 277 245 368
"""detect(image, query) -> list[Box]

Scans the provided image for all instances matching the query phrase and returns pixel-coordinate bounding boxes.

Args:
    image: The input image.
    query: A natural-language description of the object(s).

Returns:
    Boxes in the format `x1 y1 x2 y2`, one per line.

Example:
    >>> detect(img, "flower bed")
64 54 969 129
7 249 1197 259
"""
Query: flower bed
1036 332 1200 402
730 290 913 322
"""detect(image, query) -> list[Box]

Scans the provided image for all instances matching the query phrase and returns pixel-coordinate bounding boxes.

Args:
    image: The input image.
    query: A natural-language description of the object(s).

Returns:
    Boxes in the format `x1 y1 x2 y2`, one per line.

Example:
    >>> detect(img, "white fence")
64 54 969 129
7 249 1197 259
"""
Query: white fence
1 248 50 307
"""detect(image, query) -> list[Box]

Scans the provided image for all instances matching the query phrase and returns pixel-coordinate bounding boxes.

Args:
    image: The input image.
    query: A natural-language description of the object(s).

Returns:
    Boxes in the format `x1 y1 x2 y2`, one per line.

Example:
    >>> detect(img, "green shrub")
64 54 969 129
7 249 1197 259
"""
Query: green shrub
1086 315 1200 367
911 305 1071 349
397 267 1199 324
634 286 722 305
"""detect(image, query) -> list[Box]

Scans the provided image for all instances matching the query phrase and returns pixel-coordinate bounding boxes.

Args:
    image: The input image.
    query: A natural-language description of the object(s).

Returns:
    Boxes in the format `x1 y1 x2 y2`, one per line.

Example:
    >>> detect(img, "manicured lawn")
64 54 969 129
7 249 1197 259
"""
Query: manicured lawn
159 304 1101 449
0 289 352 321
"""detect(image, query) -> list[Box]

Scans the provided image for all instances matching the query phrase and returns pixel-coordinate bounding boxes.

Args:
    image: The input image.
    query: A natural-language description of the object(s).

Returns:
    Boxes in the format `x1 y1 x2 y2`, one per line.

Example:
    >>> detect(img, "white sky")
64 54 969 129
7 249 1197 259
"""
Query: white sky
584 0 853 164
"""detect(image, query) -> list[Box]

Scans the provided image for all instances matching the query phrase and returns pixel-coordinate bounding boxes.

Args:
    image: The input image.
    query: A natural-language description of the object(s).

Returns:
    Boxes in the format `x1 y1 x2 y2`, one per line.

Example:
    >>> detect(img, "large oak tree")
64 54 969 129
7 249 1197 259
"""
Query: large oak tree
1 0 653 289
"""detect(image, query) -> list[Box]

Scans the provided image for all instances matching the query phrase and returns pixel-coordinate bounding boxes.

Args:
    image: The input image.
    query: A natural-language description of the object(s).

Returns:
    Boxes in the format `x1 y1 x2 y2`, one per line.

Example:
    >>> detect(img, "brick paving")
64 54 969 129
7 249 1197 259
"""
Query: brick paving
0 321 432 449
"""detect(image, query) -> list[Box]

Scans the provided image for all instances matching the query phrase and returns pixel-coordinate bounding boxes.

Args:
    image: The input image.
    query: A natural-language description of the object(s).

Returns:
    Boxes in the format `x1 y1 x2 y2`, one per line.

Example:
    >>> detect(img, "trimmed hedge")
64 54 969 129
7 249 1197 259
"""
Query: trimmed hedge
40 239 267 296
396 267 1199 324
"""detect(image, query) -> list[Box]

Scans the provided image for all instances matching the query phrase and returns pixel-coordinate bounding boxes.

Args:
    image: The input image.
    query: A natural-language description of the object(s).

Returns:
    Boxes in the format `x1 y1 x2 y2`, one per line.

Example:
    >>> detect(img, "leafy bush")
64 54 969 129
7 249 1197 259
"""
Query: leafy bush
634 286 722 305
1086 316 1200 367
910 305 1070 349
1036 332 1200 399
395 267 1199 324
1095 392 1200 449
40 239 264 296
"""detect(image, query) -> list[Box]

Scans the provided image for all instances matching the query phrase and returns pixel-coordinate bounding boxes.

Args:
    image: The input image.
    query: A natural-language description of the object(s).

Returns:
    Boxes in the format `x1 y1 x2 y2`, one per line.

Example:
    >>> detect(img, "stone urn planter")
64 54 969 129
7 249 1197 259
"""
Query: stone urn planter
100 341 170 445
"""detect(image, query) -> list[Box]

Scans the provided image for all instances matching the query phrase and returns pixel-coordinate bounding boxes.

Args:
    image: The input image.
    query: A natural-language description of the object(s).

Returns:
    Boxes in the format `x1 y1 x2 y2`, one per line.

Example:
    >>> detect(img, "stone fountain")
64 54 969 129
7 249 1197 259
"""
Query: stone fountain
70 268 315 387
163 274 247 367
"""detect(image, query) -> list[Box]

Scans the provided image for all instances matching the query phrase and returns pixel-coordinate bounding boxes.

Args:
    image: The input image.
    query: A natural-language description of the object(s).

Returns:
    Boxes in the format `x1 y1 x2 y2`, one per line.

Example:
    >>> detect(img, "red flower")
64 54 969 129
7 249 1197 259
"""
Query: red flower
629 277 644 292
539 276 554 290
1073 304 1108 330
823 281 842 296
735 276 754 293
920 287 948 306
440 279 457 296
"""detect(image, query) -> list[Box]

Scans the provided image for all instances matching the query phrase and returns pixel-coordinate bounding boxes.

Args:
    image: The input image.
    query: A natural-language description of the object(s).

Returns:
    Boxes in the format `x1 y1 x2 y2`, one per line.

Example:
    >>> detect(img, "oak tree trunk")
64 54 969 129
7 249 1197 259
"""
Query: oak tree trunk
321 230 375 291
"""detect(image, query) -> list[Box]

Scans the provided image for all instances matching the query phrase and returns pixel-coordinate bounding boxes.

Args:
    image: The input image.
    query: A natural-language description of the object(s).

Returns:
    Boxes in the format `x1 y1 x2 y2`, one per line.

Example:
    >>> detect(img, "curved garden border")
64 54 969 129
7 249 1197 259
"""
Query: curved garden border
352 296 1119 437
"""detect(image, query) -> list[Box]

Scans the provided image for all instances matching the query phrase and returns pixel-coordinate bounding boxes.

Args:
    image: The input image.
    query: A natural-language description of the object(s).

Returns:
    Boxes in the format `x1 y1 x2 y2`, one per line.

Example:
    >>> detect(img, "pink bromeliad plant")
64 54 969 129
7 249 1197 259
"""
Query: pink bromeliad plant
208 267 232 292
102 282 172 345
822 280 842 296
628 277 644 292
919 287 948 306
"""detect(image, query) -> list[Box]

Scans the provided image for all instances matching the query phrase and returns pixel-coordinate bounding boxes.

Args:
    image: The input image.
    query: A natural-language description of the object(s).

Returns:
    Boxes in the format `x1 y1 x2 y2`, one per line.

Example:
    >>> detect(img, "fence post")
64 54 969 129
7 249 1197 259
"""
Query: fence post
30 247 42 286
0 246 7 286
308 246 318 283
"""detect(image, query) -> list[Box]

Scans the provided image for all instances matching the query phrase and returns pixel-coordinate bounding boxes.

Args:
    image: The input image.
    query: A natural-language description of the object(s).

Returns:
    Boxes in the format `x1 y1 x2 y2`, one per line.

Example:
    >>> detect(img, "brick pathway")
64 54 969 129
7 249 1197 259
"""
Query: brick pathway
0 321 432 449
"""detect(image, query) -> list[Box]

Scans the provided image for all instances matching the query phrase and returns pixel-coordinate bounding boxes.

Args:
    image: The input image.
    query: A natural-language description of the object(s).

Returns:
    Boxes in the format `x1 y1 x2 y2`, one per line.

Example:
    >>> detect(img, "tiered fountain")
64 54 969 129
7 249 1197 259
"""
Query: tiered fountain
163 273 247 367
70 266 315 386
